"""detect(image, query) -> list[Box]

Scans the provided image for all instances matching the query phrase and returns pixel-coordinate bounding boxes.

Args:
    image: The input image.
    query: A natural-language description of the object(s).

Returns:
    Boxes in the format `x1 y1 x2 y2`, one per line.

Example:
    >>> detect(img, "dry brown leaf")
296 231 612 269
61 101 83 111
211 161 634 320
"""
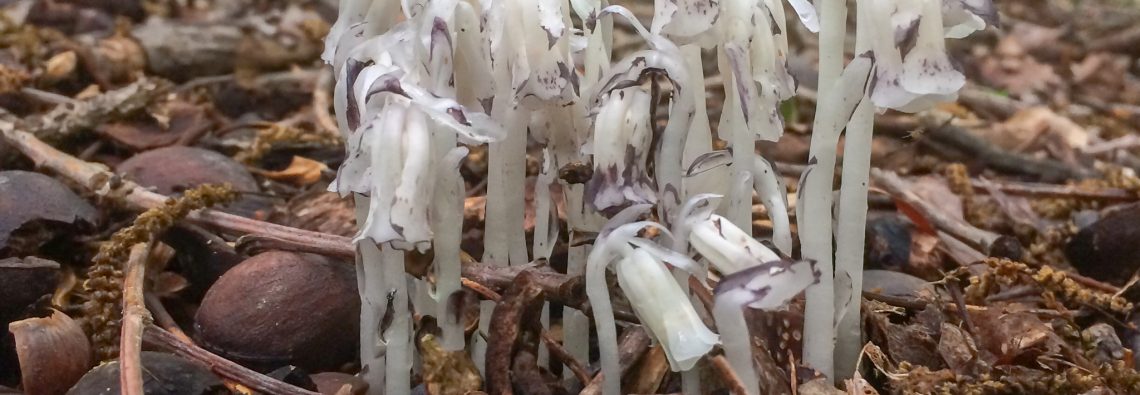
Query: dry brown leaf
420 334 482 395
976 36 1062 96
937 323 979 374
255 156 327 186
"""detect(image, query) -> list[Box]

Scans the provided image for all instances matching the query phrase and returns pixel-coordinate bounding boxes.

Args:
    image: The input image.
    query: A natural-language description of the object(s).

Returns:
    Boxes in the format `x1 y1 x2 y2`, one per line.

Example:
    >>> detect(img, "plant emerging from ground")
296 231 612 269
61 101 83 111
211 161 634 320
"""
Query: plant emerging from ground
322 0 997 393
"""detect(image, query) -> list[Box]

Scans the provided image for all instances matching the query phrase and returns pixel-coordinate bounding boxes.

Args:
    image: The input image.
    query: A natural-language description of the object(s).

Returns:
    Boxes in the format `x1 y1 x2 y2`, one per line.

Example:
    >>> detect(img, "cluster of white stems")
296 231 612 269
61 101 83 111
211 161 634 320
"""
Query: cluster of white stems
321 0 996 394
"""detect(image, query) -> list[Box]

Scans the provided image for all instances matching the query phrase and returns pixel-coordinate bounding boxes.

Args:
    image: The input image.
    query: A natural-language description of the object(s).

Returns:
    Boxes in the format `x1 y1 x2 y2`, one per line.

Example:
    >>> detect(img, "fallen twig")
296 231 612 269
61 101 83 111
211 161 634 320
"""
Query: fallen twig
872 168 1024 259
142 324 319 395
119 243 152 395
580 327 653 395
0 78 168 161
460 277 593 387
915 114 1096 182
709 355 750 395
486 271 545 395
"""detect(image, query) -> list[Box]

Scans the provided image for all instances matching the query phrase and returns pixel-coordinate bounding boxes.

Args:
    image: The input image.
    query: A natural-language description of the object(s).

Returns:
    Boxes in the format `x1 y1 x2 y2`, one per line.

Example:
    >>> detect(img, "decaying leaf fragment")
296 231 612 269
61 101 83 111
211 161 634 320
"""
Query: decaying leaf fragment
419 334 481 395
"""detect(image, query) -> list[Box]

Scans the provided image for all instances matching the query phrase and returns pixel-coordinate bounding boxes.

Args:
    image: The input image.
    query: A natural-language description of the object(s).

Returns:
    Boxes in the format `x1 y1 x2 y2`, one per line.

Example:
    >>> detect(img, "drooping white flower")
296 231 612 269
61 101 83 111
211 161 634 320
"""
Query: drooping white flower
586 205 716 395
329 10 505 251
867 0 998 112
617 248 720 370
584 87 657 215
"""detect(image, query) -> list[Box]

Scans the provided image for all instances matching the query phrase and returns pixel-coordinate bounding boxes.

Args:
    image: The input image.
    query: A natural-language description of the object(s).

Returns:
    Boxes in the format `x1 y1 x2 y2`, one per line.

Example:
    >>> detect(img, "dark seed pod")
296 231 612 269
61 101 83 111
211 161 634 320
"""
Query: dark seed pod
117 146 258 195
67 352 225 395
0 257 59 325
0 171 98 254
1066 203 1140 284
116 146 267 217
194 251 359 371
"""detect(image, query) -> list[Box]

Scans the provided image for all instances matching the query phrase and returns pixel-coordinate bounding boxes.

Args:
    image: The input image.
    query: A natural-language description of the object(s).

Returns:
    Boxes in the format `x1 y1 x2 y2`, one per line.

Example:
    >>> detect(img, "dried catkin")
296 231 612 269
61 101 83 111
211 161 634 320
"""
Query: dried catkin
82 183 237 361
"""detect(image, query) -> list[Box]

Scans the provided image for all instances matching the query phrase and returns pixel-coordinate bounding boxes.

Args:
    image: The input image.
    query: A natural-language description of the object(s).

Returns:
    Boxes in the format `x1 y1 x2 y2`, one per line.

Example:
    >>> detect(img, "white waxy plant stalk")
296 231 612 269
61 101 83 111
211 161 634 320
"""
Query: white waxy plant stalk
326 2 505 391
833 1 875 379
830 0 998 380
800 0 849 380
564 0 615 372
752 156 792 255
798 53 873 381
712 257 820 395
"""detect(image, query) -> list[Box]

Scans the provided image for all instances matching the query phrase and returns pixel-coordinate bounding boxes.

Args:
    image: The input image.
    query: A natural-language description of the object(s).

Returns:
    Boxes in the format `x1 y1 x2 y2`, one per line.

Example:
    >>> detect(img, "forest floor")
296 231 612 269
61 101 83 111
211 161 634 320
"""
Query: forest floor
4 0 1140 394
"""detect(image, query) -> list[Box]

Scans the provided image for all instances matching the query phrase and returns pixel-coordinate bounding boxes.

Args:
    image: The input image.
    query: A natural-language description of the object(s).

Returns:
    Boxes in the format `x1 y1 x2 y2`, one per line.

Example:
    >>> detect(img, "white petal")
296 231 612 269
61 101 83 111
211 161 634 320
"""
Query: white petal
616 249 718 371
387 106 435 251
690 215 782 275
785 0 819 33
899 0 965 96
713 258 820 310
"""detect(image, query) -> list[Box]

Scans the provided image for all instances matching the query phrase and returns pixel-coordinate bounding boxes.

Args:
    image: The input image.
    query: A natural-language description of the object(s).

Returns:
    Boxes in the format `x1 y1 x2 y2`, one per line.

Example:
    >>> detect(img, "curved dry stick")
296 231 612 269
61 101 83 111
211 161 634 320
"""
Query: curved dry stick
142 324 318 395
120 243 152 395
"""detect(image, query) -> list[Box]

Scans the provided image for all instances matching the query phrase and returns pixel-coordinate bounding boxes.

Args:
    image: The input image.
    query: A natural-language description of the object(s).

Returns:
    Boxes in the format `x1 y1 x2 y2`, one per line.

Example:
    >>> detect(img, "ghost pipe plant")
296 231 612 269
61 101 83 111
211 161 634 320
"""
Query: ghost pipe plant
586 205 718 395
830 0 998 380
674 193 818 395
324 2 504 393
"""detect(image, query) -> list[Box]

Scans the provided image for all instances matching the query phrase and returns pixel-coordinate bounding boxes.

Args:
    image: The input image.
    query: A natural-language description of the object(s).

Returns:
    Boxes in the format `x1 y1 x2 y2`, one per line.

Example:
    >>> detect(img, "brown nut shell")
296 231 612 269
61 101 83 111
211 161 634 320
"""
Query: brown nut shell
9 310 91 395
66 351 224 395
194 251 359 371
0 171 98 252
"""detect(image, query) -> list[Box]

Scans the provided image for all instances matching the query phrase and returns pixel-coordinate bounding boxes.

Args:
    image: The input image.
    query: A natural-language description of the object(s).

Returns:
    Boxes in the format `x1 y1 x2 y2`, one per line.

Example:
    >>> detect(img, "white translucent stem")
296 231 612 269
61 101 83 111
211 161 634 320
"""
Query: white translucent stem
680 45 724 201
534 147 556 367
834 4 875 380
586 257 621 395
752 157 792 255
567 5 609 368
834 95 873 382
717 47 751 230
563 171 596 375
563 242 592 365
802 0 848 381
431 145 464 351
379 246 411 395
484 107 529 266
816 0 847 96
670 215 700 395
473 302 493 377
713 302 760 395
478 48 529 372
352 197 386 395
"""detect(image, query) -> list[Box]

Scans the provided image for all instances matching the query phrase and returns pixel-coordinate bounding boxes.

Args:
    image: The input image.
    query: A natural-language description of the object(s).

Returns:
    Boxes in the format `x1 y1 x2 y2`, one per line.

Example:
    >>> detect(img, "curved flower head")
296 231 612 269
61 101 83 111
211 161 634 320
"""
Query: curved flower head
586 205 715 394
584 87 657 215
617 248 719 371
867 0 998 112
689 212 783 275
329 10 504 251
714 258 820 310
